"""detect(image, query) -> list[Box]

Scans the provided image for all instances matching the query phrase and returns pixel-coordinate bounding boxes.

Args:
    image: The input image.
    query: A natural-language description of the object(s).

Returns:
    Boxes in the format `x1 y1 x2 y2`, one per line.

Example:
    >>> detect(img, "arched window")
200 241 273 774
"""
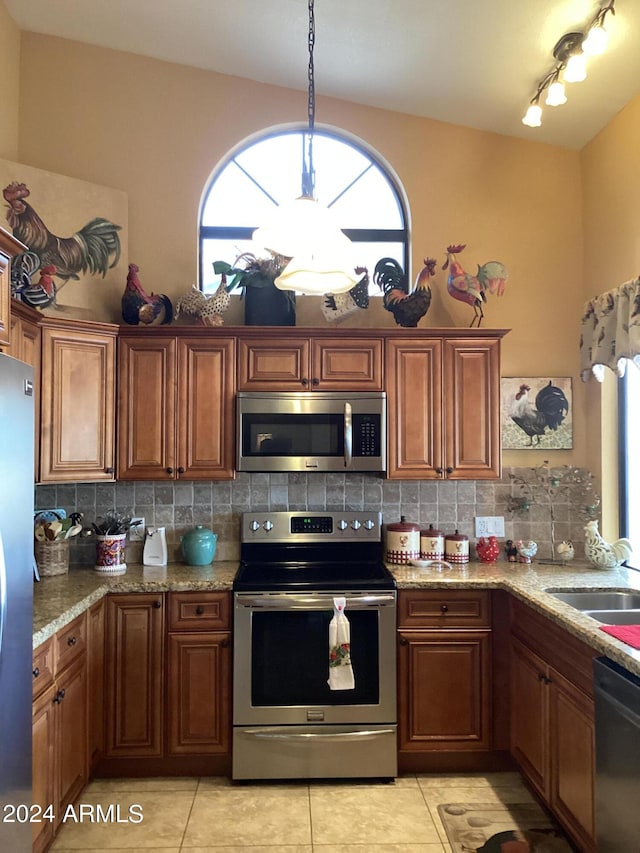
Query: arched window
199 125 409 294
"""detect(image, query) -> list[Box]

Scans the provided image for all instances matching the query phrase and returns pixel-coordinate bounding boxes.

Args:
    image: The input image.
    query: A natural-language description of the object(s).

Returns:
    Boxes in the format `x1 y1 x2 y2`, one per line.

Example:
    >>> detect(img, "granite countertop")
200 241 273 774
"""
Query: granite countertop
33 558 640 677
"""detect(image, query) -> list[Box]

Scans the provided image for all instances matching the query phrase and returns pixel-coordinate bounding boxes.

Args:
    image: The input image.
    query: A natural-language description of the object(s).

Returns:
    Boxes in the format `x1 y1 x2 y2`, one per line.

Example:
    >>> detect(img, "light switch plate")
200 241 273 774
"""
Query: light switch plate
474 516 505 537
130 517 145 541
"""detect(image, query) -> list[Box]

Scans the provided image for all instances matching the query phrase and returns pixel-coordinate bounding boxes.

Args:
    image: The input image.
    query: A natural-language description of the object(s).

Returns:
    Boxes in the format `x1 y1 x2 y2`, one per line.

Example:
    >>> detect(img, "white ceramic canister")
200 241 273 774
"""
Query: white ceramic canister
385 516 420 564
444 529 470 565
420 524 445 561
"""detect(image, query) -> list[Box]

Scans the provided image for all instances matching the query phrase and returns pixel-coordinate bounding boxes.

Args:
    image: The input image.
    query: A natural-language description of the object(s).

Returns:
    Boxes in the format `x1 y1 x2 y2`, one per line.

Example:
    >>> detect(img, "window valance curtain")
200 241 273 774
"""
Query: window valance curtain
580 277 640 382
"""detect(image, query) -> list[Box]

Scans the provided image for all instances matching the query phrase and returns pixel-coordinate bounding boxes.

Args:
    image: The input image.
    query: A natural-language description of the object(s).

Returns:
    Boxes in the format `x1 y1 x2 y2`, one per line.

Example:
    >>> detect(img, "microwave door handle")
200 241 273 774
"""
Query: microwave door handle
344 402 353 468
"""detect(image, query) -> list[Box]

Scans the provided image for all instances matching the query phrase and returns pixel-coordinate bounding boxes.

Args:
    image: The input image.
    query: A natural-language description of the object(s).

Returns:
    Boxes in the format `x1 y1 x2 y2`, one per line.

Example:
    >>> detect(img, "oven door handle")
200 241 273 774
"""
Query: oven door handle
235 593 395 610
241 728 396 741
344 401 352 468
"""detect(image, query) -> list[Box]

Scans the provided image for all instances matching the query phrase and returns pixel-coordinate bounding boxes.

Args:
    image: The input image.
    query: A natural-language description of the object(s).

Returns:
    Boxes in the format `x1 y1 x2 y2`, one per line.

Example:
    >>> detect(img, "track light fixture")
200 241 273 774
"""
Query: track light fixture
522 1 615 128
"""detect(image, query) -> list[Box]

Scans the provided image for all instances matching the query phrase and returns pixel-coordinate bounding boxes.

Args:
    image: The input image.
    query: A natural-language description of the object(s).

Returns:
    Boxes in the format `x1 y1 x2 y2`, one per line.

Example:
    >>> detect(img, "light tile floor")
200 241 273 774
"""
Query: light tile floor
50 772 544 852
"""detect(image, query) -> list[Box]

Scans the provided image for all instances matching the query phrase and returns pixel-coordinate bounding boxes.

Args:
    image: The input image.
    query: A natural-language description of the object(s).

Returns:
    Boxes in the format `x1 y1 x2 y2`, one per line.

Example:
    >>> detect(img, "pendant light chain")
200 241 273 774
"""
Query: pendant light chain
302 0 316 198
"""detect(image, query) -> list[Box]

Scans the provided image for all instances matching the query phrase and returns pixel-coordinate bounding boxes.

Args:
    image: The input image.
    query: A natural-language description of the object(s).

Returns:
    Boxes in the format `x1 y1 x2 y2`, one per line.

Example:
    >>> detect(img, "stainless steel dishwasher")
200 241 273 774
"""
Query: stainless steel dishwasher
593 657 640 852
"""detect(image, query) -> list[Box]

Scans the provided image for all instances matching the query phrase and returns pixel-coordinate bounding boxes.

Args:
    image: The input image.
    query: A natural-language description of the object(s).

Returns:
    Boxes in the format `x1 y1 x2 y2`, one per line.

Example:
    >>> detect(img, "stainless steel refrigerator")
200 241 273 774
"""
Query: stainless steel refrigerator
0 351 34 852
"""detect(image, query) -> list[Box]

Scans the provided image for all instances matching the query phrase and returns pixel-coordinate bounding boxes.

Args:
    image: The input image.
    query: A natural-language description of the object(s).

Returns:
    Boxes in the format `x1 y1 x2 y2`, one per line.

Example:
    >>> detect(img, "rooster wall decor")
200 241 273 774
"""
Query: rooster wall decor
442 244 508 327
3 181 122 305
502 377 572 450
373 256 435 327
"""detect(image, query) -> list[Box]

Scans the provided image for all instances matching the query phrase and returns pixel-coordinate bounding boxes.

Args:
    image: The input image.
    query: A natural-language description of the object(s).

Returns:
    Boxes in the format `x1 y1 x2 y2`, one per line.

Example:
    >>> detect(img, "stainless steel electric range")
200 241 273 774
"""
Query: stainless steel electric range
232 511 397 781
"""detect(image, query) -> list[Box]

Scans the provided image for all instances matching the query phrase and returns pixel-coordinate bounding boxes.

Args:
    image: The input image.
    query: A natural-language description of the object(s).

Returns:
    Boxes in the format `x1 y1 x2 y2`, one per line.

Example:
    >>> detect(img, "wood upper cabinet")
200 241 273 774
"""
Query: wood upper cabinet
39 317 117 482
105 593 165 757
386 331 504 479
0 226 27 347
397 590 492 757
238 333 383 390
4 302 41 476
117 331 235 479
510 601 596 852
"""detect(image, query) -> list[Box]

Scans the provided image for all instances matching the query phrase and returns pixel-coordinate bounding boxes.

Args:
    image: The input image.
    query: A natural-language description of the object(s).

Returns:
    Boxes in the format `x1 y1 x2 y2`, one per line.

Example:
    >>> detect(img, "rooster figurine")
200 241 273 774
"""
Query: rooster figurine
442 244 508 327
373 257 435 327
584 520 632 569
121 263 173 325
476 536 501 563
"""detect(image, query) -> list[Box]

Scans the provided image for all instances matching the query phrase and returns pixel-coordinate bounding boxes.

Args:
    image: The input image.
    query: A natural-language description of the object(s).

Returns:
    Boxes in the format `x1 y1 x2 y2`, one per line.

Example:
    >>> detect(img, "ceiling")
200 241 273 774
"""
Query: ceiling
5 0 640 149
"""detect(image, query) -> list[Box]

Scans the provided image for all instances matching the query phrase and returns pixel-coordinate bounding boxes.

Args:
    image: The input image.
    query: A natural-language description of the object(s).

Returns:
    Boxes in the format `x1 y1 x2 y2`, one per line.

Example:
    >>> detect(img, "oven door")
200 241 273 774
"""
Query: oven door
233 591 397 726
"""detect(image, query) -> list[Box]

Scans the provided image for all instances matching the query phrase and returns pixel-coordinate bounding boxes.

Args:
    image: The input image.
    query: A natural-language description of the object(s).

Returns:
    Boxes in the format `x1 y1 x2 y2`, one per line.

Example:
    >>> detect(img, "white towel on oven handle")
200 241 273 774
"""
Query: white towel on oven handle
328 597 355 690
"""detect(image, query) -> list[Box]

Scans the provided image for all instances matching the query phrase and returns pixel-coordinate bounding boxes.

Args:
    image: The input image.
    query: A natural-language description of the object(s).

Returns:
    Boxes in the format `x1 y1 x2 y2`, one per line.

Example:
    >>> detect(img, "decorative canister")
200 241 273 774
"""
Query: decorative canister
445 529 470 565
181 525 217 566
95 533 127 574
385 516 420 564
420 524 445 561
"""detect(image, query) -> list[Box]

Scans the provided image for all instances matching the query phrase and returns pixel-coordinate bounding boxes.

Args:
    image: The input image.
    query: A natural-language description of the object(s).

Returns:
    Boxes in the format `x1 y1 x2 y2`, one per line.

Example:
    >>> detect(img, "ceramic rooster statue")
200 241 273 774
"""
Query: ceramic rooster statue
442 244 508 327
373 257 435 327
121 263 173 325
584 520 632 569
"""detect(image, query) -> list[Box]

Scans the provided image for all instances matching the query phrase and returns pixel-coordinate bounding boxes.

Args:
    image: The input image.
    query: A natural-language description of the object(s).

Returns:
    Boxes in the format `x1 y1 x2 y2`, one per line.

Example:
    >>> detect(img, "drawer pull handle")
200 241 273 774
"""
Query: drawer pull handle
195 606 205 615
33 667 40 678
440 604 449 613
67 636 77 646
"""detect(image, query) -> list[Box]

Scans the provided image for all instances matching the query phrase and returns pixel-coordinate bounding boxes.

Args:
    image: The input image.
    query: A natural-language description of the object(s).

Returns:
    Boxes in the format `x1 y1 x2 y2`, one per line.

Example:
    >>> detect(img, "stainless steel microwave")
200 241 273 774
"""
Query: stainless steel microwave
236 391 386 473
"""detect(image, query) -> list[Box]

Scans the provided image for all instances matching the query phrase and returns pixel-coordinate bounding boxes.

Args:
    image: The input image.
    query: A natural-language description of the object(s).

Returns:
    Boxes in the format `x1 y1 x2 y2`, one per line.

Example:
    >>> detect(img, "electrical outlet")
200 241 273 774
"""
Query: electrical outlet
129 517 145 541
474 516 505 538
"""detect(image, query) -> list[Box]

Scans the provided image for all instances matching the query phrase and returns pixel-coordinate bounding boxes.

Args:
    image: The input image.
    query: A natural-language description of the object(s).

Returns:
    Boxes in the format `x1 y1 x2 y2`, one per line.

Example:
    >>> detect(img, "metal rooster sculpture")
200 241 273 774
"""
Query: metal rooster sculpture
373 257 435 327
121 263 173 325
442 244 508 327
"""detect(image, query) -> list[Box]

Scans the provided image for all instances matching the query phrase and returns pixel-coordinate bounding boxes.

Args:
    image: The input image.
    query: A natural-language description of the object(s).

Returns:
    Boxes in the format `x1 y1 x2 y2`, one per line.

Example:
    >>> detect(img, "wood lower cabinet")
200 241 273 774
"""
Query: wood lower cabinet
510 600 596 852
397 590 492 769
117 331 235 479
105 594 165 757
237 332 383 390
39 317 117 482
386 332 505 479
87 598 105 771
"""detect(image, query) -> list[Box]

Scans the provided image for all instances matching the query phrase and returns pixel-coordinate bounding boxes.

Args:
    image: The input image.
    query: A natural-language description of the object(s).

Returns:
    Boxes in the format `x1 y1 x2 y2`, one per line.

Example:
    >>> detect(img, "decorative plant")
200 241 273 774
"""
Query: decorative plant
506 461 600 561
89 512 141 536
213 252 295 311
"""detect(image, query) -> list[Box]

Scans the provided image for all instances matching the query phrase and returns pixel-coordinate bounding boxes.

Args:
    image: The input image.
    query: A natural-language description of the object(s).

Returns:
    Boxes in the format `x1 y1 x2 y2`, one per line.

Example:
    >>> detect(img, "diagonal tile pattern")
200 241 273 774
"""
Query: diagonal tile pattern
49 772 560 852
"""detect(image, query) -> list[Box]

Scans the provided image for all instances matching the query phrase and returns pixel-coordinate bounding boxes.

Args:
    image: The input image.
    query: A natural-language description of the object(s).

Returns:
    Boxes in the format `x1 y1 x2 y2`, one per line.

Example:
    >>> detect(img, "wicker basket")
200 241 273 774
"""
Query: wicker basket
34 539 70 577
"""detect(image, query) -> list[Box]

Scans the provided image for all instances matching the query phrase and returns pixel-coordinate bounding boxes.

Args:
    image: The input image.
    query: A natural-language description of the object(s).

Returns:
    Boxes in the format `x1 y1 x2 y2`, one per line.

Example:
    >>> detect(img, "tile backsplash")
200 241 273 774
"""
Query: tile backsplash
36 468 595 566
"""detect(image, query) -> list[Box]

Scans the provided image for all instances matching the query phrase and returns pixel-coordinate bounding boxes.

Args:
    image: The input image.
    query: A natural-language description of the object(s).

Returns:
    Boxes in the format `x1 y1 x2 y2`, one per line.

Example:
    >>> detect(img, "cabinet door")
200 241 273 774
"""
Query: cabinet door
6 307 41 475
32 684 56 853
398 630 491 752
167 632 231 755
443 337 501 479
105 594 165 756
56 656 88 817
312 338 383 390
510 637 549 800
386 338 442 478
177 337 235 478
237 338 310 389
549 668 595 849
40 325 116 482
118 336 176 479
0 228 26 346
87 598 105 771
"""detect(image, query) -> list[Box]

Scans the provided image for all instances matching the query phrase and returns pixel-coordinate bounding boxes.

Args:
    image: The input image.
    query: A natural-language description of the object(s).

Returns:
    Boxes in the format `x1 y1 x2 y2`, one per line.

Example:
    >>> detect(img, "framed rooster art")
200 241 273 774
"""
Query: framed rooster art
501 377 573 450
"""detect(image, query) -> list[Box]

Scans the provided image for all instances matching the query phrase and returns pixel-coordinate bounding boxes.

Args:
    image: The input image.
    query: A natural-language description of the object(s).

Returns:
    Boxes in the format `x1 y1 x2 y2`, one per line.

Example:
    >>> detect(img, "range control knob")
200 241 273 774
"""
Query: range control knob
364 519 375 530
263 520 274 532
351 520 361 530
337 519 348 531
250 520 260 532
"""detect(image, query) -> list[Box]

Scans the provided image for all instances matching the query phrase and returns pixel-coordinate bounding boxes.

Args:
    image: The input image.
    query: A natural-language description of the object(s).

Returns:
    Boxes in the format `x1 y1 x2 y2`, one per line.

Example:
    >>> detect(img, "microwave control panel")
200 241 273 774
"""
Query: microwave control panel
352 414 381 457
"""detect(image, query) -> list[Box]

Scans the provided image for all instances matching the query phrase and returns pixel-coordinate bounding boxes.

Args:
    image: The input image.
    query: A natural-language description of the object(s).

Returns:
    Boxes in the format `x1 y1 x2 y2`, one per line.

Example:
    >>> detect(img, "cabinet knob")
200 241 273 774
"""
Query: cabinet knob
312 377 320 386
53 688 65 704
177 466 185 475
399 637 408 646
441 603 449 613
153 600 162 609
195 606 205 615
301 377 308 386
446 466 454 474
435 467 443 475
105 466 114 474
67 636 77 646
220 638 230 648
33 667 40 678
166 467 174 474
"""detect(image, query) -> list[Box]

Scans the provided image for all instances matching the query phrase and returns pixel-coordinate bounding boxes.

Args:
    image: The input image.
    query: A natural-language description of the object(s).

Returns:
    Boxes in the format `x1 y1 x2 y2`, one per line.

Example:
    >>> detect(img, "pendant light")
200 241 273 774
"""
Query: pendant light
252 0 363 296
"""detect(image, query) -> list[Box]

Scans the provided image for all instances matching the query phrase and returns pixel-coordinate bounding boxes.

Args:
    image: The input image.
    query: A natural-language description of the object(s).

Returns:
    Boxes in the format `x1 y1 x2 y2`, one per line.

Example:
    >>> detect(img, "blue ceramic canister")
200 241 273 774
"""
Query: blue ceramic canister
181 525 217 566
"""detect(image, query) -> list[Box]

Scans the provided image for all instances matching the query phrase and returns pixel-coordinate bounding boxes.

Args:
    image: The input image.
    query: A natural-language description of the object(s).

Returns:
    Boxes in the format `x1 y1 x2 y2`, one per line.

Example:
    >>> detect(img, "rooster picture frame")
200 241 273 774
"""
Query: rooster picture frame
501 377 573 450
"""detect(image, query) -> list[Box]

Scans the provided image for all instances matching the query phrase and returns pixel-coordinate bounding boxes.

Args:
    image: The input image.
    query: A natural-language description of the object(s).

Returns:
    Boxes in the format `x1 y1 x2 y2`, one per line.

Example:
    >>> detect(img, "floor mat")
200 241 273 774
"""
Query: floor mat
437 802 574 852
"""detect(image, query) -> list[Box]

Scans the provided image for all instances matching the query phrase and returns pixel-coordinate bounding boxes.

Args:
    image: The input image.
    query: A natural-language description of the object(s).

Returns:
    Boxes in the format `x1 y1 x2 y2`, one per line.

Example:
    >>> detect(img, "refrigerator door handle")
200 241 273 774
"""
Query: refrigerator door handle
0 531 6 656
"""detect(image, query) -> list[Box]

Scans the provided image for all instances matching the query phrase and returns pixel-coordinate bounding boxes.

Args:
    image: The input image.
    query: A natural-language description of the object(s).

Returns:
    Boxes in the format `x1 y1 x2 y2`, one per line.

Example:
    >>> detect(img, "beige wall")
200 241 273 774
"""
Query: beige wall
0 1 20 160
15 32 587 469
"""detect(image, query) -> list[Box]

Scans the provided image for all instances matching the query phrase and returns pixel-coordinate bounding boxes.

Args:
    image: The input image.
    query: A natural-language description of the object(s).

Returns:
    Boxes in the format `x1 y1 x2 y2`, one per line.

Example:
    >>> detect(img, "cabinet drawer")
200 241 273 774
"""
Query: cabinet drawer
168 592 231 631
398 590 491 629
32 638 55 699
54 612 87 675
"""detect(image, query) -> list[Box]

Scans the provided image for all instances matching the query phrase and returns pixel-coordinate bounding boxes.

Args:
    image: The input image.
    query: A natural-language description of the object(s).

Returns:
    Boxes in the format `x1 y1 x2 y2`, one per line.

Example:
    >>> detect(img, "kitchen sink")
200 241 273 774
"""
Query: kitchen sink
583 609 640 625
547 590 640 610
